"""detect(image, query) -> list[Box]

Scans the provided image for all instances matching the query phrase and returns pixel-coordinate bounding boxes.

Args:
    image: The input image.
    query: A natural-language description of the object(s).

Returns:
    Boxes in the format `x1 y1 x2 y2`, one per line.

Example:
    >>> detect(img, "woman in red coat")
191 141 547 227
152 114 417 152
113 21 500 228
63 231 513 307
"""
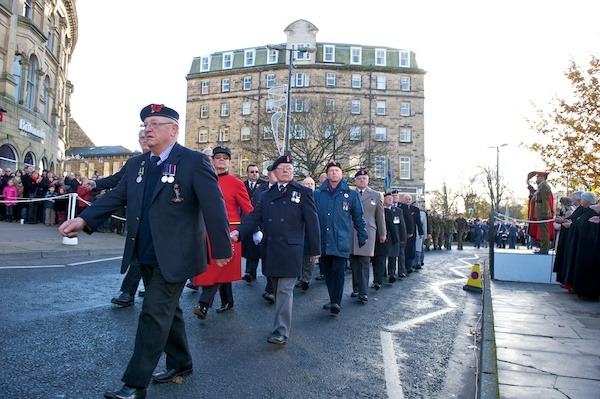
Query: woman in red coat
192 147 253 319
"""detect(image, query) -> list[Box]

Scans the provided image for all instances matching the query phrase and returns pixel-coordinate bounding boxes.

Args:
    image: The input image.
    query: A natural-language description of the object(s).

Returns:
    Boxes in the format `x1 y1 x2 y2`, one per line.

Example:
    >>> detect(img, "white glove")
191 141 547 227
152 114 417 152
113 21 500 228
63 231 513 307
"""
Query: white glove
252 231 263 245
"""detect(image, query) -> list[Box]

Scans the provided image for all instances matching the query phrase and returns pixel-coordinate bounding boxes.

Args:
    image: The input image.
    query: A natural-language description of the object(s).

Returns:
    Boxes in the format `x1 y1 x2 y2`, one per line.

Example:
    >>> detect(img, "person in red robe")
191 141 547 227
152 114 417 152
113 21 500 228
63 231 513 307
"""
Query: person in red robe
526 171 555 253
192 146 253 319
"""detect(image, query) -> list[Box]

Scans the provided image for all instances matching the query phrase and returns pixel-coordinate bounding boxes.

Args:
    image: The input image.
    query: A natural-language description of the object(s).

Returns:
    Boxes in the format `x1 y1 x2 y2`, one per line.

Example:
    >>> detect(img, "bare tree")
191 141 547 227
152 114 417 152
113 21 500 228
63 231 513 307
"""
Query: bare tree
428 181 458 215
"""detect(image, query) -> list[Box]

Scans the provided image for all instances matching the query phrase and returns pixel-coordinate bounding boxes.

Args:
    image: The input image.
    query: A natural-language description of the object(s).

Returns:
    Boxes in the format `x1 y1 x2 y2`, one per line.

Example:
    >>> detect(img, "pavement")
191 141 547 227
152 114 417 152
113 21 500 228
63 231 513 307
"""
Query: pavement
1 222 599 399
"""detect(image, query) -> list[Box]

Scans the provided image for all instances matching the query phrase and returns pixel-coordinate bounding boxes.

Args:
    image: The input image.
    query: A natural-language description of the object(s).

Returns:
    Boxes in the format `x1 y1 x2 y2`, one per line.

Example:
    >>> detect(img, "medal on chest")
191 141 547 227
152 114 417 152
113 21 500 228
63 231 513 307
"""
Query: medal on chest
161 163 176 184
136 161 146 183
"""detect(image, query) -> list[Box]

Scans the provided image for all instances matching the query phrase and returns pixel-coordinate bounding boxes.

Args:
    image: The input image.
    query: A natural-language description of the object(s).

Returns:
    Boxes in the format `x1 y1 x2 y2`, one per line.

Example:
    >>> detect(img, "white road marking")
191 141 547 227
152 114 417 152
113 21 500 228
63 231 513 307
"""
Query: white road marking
0 265 65 269
67 256 122 266
0 256 123 269
382 253 481 398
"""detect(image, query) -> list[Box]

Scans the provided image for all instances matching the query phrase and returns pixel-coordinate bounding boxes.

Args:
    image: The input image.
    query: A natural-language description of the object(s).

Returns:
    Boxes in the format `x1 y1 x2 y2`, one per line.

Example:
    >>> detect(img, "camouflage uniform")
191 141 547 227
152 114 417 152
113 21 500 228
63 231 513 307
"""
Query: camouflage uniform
443 215 456 250
455 214 467 250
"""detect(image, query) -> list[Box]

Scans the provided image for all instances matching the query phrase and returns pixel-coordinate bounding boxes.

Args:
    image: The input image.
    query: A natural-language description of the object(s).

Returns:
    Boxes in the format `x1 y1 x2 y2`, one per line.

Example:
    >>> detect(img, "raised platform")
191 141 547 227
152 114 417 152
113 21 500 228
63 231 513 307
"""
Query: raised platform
493 249 558 284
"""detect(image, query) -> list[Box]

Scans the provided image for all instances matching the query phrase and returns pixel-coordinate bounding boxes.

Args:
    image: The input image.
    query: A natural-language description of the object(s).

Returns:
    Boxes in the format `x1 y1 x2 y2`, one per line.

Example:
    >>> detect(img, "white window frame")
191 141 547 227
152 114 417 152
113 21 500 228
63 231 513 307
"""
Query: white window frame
376 101 386 115
218 128 230 142
242 101 251 115
293 125 306 139
375 48 387 66
240 126 251 141
201 81 209 95
200 105 209 118
200 56 211 72
221 79 230 92
198 128 208 143
401 77 410 91
326 72 336 87
401 102 411 117
267 49 278 64
400 128 412 143
294 43 312 61
323 45 335 62
350 126 361 141
220 103 230 117
376 76 386 90
293 99 305 112
350 47 362 65
375 127 387 141
351 74 361 88
399 51 410 67
222 52 233 69
266 74 275 88
244 49 255 67
295 73 309 87
351 100 361 114
243 76 252 90
263 126 272 139
399 156 411 179
374 156 386 179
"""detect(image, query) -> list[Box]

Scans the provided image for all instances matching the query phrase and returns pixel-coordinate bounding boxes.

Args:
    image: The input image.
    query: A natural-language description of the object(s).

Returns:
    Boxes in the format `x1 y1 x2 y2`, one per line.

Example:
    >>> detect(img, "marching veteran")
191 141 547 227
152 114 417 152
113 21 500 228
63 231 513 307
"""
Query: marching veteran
59 103 232 399
230 155 320 345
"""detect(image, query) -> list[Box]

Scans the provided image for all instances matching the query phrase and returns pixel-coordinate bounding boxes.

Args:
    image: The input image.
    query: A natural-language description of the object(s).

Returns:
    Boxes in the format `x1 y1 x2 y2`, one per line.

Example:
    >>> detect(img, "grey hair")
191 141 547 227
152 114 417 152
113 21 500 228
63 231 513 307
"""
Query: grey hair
572 191 584 200
581 191 596 204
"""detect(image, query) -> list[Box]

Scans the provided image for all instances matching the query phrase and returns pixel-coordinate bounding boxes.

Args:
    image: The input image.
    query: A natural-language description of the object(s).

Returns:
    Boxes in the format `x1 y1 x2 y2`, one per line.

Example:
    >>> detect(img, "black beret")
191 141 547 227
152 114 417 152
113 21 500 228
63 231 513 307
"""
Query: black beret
354 169 368 178
326 160 342 171
391 189 399 194
140 104 179 122
212 146 231 158
266 164 274 172
272 154 293 170
384 192 392 197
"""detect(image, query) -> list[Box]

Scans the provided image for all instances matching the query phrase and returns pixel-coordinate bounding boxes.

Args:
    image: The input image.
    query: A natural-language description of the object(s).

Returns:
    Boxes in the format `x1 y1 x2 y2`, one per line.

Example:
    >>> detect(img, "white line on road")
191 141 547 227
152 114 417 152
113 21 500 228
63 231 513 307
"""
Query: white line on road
0 265 65 269
0 256 123 269
67 256 123 266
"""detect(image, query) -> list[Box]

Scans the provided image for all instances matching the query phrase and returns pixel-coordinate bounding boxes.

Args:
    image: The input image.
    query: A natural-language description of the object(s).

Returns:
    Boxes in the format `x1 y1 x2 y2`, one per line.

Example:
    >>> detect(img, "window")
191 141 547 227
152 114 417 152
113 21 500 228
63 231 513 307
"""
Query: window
399 156 411 179
266 74 275 88
23 0 32 18
376 101 386 115
326 99 335 112
243 76 252 90
242 102 251 115
350 47 362 65
293 125 305 139
326 73 336 87
200 105 209 118
218 128 230 142
0 144 18 171
350 126 361 141
24 151 35 168
220 103 230 117
351 74 361 88
200 56 210 72
375 48 386 66
400 128 412 143
401 102 411 116
295 73 309 87
263 126 272 139
46 18 54 51
265 99 276 113
221 79 230 92
222 52 233 69
26 55 38 111
401 77 410 91
399 51 410 67
267 49 278 64
42 76 50 118
293 99 305 112
240 126 251 141
294 44 311 60
324 45 335 62
324 125 335 139
374 156 386 179
351 100 361 114
375 127 387 141
244 49 255 67
13 55 22 103
198 129 208 143
376 76 386 90
201 81 209 95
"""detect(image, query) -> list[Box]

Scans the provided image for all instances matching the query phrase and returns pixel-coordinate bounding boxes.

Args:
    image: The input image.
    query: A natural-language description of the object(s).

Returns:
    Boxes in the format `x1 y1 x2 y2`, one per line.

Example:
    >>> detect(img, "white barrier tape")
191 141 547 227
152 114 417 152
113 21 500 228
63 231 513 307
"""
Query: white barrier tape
493 212 554 224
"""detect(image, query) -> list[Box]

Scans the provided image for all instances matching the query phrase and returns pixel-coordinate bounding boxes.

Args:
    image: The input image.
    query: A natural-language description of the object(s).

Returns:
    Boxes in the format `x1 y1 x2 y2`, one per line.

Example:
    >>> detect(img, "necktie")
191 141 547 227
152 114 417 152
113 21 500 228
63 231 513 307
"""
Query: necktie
150 155 160 167
250 182 255 190
359 190 363 196
278 184 284 192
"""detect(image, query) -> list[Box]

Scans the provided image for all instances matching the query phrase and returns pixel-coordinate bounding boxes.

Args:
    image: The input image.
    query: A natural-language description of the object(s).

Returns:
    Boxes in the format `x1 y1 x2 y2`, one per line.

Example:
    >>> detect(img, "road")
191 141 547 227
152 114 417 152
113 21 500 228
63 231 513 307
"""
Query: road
0 248 487 399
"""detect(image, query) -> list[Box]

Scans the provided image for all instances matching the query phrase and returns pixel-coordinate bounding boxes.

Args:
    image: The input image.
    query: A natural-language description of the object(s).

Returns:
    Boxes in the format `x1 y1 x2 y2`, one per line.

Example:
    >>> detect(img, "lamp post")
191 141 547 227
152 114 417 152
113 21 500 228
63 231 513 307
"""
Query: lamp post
267 44 316 155
489 143 508 211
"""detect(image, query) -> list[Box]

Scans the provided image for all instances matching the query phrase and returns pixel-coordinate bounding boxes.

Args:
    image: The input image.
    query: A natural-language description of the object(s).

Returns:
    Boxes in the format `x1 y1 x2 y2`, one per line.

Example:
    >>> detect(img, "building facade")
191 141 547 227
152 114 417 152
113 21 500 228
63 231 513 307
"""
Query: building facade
185 19 426 196
0 0 77 175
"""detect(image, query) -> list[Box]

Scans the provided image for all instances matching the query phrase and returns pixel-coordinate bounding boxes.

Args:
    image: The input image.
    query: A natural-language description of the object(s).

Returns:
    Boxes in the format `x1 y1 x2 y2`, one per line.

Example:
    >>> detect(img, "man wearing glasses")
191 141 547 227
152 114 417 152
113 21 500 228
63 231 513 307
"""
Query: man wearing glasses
242 163 267 283
59 104 232 399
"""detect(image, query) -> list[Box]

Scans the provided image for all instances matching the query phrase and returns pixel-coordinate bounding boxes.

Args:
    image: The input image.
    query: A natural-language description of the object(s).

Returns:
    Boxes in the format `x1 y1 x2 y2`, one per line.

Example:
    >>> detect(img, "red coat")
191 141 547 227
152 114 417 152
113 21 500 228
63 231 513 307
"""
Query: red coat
192 173 253 285
76 185 93 208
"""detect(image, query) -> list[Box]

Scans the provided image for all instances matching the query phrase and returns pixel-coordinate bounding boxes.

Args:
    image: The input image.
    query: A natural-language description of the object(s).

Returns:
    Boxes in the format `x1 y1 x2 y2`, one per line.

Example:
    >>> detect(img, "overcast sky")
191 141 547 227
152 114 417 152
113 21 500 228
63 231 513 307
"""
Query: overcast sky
68 0 600 202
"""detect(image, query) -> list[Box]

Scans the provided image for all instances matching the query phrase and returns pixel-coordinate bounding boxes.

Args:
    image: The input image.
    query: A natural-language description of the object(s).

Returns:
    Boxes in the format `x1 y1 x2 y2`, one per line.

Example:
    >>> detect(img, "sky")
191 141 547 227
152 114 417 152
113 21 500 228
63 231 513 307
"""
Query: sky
68 0 600 204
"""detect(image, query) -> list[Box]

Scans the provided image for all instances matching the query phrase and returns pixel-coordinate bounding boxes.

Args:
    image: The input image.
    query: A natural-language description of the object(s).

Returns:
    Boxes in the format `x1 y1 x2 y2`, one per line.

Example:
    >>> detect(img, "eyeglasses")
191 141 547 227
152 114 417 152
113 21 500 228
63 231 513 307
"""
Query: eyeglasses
140 122 174 130
276 166 293 171
212 155 230 160
248 171 259 173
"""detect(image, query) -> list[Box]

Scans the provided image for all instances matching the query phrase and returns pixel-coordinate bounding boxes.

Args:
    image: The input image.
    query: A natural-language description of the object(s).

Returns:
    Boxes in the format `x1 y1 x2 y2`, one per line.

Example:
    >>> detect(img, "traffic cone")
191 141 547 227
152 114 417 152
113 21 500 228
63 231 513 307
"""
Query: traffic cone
463 263 482 292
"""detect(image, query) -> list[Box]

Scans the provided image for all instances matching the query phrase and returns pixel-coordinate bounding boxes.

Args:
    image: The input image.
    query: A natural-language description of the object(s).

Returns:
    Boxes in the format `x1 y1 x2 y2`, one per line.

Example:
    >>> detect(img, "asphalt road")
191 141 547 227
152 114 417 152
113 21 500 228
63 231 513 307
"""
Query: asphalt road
0 248 486 399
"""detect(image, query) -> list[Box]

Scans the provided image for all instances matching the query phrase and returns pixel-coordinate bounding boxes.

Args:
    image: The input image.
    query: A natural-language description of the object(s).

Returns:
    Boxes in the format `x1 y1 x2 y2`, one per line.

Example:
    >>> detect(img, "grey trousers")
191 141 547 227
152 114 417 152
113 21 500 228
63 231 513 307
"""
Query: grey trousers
271 277 296 338
350 255 371 295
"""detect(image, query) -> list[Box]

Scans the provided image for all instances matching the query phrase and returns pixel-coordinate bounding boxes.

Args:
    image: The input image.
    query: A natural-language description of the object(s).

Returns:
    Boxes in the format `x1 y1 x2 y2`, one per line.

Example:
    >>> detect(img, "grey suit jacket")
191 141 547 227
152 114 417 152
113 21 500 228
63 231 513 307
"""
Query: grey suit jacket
351 187 386 257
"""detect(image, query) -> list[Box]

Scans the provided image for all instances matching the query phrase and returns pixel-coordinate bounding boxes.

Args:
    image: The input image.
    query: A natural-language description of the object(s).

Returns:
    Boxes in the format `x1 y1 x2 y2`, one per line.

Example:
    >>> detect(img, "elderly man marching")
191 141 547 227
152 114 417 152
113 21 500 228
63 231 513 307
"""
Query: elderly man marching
349 170 386 302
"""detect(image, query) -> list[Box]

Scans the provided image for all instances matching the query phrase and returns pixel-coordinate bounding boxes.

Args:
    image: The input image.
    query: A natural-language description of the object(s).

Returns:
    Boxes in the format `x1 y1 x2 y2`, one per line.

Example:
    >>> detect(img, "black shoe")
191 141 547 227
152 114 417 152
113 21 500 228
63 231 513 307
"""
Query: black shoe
358 295 368 302
414 265 422 270
330 303 341 315
267 331 287 345
193 303 208 320
388 276 396 284
315 274 325 281
398 273 407 278
111 292 134 307
371 283 381 291
406 268 413 274
104 385 147 399
350 292 359 298
263 292 275 304
322 302 332 310
216 303 233 313
243 273 253 283
534 250 549 255
301 281 309 291
138 290 145 297
186 282 199 291
152 361 193 383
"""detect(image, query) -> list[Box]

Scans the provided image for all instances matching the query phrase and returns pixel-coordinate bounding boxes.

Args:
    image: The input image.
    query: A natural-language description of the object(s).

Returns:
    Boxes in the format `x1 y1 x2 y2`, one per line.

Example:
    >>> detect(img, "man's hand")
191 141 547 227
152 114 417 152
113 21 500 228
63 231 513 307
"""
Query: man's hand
215 258 232 267
82 179 96 192
58 217 87 238
229 230 240 242
562 219 573 228
252 231 263 245
379 235 386 243
589 216 600 224
358 238 367 248
310 255 320 261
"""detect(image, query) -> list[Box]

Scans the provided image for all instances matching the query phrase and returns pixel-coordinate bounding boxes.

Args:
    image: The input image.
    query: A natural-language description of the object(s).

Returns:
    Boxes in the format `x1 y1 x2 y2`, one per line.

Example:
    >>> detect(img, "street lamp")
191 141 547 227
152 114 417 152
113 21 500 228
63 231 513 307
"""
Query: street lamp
488 143 508 211
267 44 316 155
